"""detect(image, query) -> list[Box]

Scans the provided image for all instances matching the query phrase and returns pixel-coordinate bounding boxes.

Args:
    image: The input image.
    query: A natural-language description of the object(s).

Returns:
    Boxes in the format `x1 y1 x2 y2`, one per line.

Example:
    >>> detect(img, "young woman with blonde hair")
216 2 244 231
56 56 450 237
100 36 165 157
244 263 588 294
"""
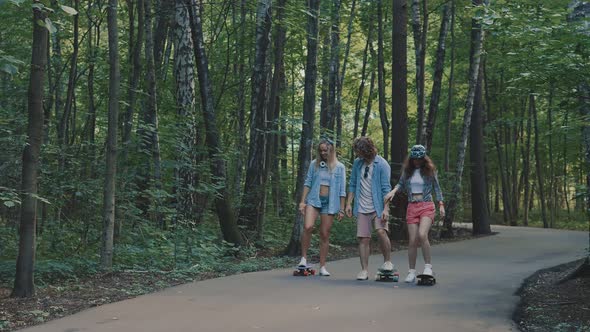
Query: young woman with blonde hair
298 138 346 276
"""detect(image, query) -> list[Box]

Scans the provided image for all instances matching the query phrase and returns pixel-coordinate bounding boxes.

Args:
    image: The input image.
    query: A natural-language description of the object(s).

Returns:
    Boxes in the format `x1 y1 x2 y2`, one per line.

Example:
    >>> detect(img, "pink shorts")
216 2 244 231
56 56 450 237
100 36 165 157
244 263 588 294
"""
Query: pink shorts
357 212 389 238
406 201 435 224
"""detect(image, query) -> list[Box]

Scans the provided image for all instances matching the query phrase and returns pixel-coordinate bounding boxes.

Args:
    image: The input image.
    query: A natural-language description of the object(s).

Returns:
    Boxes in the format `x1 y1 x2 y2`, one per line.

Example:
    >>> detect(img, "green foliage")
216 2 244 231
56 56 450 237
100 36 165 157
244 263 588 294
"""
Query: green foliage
0 186 20 208
0 258 98 285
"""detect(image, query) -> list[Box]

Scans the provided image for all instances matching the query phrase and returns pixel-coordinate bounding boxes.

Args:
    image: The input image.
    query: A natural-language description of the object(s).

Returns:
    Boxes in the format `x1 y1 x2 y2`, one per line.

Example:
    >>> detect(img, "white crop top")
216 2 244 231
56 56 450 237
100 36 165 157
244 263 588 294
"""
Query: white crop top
319 165 331 186
410 169 424 194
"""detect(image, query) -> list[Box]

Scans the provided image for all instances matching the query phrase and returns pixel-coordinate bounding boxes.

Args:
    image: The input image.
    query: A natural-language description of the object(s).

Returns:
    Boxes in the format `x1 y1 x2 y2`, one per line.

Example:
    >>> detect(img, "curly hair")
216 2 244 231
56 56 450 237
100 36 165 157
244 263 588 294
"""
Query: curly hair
353 136 377 161
402 155 436 178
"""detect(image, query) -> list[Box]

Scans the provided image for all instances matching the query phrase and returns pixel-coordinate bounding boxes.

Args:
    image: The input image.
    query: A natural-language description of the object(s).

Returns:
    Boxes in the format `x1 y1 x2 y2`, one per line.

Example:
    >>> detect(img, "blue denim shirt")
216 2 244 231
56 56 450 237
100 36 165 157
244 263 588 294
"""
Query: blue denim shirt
304 160 347 214
348 155 391 218
394 169 444 203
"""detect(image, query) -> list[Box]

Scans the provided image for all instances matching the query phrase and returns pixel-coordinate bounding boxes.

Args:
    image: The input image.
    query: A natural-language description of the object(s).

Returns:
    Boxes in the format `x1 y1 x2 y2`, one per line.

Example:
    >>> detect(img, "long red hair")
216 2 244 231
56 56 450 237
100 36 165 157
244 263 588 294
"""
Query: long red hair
401 155 436 178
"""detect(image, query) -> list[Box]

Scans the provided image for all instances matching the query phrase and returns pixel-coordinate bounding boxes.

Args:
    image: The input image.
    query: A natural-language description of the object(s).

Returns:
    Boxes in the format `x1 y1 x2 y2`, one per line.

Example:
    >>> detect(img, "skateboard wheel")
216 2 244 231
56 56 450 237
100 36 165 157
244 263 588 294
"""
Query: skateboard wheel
310 269 315 275
293 271 298 276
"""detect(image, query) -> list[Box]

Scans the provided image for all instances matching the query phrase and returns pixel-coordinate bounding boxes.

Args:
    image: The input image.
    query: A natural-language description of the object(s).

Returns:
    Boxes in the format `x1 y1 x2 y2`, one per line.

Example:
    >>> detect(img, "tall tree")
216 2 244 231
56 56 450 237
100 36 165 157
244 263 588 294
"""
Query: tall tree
286 0 321 256
12 1 49 298
522 94 532 226
240 0 273 237
443 0 485 235
469 59 491 235
232 0 248 197
531 94 548 228
144 0 163 226
187 0 242 245
422 4 451 150
122 0 144 169
352 13 373 151
377 0 389 159
547 83 557 227
325 0 341 136
85 0 100 178
411 0 428 143
444 0 456 172
58 0 79 155
268 0 288 214
174 0 203 224
100 0 120 270
390 0 409 239
337 0 357 146
154 0 175 74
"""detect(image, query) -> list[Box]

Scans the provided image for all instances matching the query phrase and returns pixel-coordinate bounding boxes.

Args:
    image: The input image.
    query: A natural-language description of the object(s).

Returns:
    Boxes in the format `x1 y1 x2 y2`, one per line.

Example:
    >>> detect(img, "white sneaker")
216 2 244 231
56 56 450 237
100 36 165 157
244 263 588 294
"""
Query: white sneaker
356 270 369 280
298 257 307 267
405 269 416 283
380 261 394 271
423 264 433 276
319 266 331 276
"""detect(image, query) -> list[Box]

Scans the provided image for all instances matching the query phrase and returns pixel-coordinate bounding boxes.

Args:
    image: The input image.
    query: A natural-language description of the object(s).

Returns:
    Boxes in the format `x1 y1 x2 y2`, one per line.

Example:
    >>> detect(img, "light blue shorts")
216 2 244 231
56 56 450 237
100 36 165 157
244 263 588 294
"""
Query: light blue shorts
319 195 330 215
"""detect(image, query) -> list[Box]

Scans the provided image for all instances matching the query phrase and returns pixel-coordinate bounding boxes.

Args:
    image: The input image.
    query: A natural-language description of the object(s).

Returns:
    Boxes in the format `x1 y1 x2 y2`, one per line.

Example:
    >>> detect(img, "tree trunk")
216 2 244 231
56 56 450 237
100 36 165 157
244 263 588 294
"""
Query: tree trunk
154 0 174 74
444 0 455 172
285 0 320 256
352 16 373 160
411 0 427 143
232 0 247 199
390 0 409 239
86 0 99 178
174 0 206 224
49 0 63 145
522 94 532 226
422 4 450 150
187 0 243 245
562 110 571 214
469 59 490 235
531 94 548 228
319 30 330 132
144 0 164 227
240 0 272 237
12 3 48 298
494 130 510 224
547 83 556 228
338 0 357 145
268 0 287 214
100 0 120 271
123 0 144 170
362 67 376 137
58 0 79 155
442 0 485 236
377 0 389 159
323 0 341 137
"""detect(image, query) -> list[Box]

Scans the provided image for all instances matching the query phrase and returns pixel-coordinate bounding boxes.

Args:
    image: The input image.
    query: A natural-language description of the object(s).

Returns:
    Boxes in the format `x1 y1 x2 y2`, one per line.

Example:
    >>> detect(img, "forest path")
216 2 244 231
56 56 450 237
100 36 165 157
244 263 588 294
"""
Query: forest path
22 226 587 332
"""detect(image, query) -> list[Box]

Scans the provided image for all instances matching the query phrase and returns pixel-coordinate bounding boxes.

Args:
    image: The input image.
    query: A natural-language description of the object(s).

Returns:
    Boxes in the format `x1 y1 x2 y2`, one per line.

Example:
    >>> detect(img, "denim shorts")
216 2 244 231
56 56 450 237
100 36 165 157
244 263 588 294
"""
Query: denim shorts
319 195 330 215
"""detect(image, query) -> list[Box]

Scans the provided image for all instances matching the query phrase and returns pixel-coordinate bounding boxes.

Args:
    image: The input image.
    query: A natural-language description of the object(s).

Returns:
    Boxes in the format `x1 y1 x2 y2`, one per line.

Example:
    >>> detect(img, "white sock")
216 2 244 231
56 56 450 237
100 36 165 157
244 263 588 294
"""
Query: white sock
299 257 307 266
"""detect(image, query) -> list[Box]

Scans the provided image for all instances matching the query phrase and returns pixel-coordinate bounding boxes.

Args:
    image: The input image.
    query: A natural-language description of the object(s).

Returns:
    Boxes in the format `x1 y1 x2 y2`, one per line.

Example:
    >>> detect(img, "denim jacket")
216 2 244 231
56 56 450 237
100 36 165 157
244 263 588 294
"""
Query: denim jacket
394 169 444 203
348 155 391 218
304 160 347 214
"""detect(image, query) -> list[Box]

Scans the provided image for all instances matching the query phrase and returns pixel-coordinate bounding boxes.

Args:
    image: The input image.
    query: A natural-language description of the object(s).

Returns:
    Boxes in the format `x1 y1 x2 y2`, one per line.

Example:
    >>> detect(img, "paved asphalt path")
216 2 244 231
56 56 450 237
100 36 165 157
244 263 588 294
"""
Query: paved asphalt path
23 226 587 332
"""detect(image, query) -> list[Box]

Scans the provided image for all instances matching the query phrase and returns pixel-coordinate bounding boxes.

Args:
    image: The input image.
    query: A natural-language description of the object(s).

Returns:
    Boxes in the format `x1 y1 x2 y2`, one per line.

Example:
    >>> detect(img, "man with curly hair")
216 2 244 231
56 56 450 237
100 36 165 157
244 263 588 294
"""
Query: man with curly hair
345 137 394 280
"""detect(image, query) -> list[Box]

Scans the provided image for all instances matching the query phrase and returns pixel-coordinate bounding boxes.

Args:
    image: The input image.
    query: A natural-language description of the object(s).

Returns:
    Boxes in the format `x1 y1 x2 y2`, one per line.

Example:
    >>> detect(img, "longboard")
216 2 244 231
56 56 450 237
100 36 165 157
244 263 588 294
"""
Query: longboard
293 265 315 276
375 268 400 282
416 274 436 286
